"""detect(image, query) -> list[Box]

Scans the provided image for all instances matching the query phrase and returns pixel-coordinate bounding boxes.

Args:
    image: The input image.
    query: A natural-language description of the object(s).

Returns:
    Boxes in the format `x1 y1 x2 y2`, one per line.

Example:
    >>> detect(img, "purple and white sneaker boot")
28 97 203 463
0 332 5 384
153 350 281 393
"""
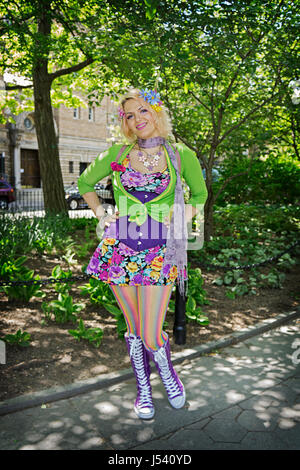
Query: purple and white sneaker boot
125 333 154 420
149 335 185 409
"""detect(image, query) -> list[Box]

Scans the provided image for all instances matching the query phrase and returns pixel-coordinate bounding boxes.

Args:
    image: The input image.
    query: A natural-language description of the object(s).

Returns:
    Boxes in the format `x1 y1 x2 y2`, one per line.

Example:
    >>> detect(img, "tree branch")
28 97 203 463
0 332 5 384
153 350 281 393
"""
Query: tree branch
5 83 33 90
218 89 281 145
48 57 94 82
210 79 217 133
173 129 208 170
188 90 211 113
172 130 197 154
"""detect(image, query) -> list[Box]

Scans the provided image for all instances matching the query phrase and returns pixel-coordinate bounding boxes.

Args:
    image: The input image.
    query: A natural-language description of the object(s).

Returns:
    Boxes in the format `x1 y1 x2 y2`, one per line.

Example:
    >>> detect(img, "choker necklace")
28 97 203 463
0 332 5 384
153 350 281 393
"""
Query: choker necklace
136 137 165 171
137 136 166 148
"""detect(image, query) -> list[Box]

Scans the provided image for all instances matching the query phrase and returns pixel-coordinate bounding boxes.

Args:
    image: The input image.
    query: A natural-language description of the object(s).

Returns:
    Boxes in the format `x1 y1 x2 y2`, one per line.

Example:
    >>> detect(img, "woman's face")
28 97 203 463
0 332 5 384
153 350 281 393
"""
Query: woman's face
123 98 159 140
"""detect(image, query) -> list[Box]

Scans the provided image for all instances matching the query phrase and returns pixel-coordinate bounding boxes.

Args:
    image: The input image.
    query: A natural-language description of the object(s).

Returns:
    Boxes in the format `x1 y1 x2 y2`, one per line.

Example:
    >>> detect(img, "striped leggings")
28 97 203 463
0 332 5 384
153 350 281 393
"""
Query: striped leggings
110 285 173 352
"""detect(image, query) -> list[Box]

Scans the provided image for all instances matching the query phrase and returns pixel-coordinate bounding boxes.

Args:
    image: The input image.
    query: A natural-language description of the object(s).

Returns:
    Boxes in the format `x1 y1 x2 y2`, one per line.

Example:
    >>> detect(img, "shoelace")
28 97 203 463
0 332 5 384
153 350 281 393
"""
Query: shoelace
129 336 140 358
154 348 181 399
130 338 153 407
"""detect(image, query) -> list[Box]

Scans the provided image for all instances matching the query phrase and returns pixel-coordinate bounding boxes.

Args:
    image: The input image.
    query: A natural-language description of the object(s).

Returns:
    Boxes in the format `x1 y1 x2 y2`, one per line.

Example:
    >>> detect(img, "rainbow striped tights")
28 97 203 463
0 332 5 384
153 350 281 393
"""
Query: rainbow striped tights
110 285 173 352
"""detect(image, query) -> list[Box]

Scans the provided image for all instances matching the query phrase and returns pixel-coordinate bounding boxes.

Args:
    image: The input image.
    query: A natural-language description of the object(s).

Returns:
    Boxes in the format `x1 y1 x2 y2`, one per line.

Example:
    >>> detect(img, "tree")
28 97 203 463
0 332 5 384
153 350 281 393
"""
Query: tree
0 0 113 214
98 0 299 239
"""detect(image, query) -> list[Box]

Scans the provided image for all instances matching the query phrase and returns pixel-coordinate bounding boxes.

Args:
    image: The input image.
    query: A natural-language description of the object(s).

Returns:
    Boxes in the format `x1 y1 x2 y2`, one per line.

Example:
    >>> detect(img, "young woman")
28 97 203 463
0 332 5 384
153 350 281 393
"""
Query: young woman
77 88 207 420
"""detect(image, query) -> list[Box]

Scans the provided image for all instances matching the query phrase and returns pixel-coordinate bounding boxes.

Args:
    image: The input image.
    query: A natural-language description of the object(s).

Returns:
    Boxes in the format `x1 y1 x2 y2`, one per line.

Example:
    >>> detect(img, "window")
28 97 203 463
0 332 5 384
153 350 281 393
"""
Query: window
88 107 95 122
79 162 88 175
0 152 5 174
69 161 74 174
73 108 80 119
24 117 34 130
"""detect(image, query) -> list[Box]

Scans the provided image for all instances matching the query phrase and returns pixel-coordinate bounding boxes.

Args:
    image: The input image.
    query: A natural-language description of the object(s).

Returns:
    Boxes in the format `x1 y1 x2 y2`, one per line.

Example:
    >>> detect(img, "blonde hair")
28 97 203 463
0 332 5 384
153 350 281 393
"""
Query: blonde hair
118 88 173 142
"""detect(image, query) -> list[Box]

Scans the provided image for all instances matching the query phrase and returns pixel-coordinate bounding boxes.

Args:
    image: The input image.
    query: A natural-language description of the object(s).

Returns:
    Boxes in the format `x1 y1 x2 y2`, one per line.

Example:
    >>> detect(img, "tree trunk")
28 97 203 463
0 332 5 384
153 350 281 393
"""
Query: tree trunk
203 147 217 241
204 186 214 242
33 65 68 216
32 9 68 216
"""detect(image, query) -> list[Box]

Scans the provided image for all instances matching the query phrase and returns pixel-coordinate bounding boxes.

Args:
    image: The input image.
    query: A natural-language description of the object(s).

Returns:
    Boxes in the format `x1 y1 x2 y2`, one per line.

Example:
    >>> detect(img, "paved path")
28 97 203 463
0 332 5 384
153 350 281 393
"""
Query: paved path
0 313 299 451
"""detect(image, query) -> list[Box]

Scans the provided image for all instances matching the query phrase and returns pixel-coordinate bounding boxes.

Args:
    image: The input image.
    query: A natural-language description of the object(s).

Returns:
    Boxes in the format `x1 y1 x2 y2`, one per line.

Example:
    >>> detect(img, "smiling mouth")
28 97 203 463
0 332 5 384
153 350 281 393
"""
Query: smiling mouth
136 123 147 130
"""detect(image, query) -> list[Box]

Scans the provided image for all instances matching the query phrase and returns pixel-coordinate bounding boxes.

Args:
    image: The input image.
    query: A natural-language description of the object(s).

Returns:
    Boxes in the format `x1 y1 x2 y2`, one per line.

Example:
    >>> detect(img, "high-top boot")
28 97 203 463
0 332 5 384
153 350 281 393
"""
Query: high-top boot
125 333 154 420
148 334 185 409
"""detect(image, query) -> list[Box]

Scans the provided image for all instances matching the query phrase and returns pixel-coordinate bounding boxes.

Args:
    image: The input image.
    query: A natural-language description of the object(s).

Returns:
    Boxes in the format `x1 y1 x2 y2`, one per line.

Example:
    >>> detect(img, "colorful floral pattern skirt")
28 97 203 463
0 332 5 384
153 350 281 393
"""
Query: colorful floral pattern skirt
86 238 179 286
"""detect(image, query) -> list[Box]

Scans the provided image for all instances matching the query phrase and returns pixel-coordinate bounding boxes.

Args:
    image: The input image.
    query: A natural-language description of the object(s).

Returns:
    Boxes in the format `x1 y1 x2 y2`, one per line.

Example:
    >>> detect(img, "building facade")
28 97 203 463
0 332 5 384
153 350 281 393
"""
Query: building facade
0 81 116 190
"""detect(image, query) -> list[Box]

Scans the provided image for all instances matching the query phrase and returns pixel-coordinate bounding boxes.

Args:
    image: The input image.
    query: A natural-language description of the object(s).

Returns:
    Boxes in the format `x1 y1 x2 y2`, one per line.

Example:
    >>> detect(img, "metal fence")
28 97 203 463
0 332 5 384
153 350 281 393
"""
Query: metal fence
10 189 44 212
4 188 111 219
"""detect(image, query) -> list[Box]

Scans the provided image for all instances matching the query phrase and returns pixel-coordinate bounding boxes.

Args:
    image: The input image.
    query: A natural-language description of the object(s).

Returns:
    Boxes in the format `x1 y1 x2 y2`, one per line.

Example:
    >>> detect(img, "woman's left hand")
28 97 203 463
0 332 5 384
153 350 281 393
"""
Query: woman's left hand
100 211 119 228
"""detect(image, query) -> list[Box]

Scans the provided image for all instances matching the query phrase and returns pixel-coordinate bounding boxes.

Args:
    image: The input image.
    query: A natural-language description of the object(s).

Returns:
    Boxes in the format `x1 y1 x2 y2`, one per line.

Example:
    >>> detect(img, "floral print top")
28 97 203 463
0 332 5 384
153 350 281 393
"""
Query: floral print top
120 155 170 195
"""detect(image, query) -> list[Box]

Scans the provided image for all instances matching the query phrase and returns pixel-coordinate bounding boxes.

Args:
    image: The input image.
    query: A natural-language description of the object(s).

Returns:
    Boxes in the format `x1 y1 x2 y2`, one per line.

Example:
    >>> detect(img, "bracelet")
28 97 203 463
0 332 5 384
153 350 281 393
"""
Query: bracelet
99 214 109 229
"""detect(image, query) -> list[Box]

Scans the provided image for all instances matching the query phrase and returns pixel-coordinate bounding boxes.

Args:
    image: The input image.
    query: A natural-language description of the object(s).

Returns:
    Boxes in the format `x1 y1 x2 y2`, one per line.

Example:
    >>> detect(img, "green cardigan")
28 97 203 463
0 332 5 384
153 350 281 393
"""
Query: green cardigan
77 142 207 225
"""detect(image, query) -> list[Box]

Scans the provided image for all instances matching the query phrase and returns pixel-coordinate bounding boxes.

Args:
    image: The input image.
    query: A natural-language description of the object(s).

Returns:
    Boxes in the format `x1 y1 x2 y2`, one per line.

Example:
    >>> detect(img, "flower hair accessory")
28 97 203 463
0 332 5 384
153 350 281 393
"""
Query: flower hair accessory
139 88 163 112
118 106 126 120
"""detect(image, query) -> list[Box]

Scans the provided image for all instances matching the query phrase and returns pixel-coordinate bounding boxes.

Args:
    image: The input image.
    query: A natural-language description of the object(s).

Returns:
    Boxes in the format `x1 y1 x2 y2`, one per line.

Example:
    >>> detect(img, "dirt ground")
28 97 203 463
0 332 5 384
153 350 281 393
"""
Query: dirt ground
0 252 299 402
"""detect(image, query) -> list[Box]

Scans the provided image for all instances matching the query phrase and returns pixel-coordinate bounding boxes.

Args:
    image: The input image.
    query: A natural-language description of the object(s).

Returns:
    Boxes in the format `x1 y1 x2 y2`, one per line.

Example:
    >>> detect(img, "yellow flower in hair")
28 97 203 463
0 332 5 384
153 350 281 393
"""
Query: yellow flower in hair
151 104 163 112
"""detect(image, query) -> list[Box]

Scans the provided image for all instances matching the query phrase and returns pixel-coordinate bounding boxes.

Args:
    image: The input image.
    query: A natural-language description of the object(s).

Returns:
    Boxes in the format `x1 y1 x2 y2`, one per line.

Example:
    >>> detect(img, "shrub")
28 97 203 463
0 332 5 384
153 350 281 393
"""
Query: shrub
215 152 300 205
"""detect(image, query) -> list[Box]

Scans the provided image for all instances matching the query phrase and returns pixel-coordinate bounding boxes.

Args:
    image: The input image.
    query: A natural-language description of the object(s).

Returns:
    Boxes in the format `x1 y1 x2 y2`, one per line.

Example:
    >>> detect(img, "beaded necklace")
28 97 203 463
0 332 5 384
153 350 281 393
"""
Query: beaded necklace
137 145 163 171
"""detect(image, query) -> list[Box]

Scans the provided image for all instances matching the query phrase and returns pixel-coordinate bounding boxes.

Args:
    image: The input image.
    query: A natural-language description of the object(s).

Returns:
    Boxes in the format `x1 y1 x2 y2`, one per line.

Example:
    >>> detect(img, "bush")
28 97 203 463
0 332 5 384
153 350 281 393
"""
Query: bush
215 152 300 205
189 203 300 299
0 213 75 262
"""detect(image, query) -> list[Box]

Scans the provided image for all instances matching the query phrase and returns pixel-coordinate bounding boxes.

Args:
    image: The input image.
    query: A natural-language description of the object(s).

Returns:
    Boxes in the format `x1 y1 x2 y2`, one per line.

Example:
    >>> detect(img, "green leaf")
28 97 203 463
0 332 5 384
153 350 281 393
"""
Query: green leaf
225 290 236 299
104 302 121 316
186 296 196 312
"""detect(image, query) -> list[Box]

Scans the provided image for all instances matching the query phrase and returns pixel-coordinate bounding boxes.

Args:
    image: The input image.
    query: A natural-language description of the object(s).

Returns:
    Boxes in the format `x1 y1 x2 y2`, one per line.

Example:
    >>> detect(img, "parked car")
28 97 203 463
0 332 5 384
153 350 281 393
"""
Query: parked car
0 178 16 210
65 182 114 210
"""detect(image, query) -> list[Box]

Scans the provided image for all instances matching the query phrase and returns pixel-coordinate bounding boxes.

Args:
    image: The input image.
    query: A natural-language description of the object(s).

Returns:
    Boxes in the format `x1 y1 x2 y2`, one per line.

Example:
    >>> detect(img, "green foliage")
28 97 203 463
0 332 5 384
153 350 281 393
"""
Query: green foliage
73 225 98 260
103 302 127 339
41 293 85 324
68 217 98 231
191 203 300 299
185 268 209 325
68 319 104 348
168 267 209 326
0 213 74 262
215 152 300 206
0 256 45 301
1 203 298 349
144 0 158 20
92 0 299 236
80 276 115 304
50 265 75 294
2 330 31 347
1 1 299 231
80 278 126 338
0 213 76 301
